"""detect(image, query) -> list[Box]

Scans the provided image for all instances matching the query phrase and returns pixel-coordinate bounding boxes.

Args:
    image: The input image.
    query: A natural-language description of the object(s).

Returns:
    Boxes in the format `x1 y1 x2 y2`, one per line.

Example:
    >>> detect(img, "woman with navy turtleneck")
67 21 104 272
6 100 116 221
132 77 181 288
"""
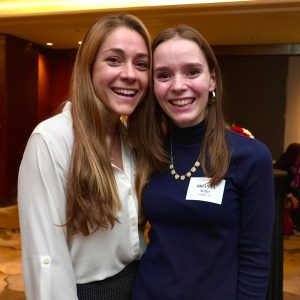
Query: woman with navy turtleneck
131 25 275 300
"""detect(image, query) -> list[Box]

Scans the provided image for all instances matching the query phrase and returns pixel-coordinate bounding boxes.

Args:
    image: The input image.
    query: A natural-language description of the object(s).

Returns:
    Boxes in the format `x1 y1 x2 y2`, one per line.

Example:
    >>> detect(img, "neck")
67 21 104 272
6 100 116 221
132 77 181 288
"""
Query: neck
106 124 119 158
171 120 205 145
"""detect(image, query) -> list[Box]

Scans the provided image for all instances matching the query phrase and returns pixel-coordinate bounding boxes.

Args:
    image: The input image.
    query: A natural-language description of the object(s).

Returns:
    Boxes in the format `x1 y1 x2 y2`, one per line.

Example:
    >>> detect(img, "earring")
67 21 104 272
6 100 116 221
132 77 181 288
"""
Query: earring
208 90 216 105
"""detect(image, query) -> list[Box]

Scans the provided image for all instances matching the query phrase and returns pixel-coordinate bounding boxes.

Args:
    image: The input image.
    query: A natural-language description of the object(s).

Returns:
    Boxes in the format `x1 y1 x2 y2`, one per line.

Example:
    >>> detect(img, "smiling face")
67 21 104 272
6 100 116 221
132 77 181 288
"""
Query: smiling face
92 26 150 120
153 37 216 128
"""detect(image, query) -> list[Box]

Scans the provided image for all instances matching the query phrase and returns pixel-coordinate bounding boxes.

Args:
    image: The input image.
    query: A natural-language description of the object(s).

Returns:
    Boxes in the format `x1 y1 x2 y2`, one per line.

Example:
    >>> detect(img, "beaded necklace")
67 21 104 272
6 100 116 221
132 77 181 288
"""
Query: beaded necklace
169 136 201 180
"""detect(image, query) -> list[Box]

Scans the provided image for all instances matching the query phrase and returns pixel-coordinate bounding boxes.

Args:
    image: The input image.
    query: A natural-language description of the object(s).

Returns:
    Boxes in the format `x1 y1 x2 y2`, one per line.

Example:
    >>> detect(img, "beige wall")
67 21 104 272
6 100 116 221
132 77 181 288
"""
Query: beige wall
285 56 300 149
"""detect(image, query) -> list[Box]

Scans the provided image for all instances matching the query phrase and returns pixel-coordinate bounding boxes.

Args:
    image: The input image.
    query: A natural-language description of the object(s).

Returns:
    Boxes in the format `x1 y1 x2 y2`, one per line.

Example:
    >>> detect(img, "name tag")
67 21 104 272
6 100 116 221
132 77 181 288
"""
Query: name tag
186 177 225 204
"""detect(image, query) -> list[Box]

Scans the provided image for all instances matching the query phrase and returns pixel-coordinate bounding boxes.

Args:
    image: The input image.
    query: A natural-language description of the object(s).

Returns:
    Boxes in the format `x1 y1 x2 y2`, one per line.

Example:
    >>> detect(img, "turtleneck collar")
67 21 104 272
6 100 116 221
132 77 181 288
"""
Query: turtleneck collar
171 120 206 145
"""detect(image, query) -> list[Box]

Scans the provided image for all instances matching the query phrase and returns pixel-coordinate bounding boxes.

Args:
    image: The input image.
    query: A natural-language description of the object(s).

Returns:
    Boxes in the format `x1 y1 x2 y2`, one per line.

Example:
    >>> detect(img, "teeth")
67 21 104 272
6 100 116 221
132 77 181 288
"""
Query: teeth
171 98 193 106
114 89 136 96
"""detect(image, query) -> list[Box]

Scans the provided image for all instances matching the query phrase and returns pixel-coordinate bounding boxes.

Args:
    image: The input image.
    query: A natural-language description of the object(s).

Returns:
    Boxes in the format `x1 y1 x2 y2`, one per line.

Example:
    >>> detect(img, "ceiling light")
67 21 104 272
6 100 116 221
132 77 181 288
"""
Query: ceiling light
0 0 253 16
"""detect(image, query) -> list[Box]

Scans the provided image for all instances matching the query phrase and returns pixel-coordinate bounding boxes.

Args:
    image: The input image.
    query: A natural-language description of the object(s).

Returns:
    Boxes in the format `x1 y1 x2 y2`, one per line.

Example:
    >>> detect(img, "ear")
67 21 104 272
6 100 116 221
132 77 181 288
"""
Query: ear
209 69 216 91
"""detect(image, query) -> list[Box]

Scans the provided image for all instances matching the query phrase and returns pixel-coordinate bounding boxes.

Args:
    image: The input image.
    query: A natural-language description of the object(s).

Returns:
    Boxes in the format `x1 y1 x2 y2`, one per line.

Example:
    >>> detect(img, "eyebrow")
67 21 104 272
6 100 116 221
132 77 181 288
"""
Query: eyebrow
153 66 168 74
103 48 149 58
154 63 203 72
185 63 203 68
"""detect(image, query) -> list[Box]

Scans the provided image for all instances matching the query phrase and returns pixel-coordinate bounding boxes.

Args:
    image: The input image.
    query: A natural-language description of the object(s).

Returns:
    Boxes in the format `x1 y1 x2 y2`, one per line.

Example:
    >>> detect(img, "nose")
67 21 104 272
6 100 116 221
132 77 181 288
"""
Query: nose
120 63 137 82
171 74 186 92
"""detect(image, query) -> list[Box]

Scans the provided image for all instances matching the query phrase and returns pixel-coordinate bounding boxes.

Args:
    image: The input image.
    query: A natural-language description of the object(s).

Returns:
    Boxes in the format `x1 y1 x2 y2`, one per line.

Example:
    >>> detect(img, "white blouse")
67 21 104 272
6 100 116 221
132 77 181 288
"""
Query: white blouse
18 103 146 300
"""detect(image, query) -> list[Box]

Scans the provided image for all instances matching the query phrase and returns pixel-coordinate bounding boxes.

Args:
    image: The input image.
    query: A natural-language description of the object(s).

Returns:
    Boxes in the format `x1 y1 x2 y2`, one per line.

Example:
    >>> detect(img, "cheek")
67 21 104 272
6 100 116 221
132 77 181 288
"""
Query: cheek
92 68 106 88
193 80 211 96
154 81 165 101
154 86 166 109
140 72 150 90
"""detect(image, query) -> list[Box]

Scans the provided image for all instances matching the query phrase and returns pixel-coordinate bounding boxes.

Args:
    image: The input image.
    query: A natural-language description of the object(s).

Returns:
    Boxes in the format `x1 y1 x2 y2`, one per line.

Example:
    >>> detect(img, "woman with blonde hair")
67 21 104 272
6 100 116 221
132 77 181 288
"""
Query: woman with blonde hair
18 14 158 300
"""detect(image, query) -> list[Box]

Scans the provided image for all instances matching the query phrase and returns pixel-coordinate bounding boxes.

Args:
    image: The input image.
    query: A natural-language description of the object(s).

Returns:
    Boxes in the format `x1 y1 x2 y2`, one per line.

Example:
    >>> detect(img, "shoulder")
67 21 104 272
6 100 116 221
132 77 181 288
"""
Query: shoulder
25 102 73 163
226 129 272 165
32 102 73 147
225 130 274 190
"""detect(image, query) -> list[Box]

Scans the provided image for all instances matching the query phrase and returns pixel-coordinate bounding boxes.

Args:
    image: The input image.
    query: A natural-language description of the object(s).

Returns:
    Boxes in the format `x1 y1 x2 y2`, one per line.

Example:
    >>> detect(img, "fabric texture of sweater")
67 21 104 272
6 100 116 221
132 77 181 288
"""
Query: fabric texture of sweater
131 121 275 300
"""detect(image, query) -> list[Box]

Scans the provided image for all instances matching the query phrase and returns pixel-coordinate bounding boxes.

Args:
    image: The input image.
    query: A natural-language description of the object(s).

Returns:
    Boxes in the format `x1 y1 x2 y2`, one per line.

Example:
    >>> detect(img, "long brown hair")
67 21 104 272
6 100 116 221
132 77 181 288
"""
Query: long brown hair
66 14 154 235
151 25 230 186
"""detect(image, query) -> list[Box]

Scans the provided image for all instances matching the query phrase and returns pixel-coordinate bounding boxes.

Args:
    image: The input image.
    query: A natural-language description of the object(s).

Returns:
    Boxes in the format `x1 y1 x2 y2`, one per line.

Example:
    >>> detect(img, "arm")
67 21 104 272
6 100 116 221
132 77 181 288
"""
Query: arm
237 143 275 300
18 133 78 300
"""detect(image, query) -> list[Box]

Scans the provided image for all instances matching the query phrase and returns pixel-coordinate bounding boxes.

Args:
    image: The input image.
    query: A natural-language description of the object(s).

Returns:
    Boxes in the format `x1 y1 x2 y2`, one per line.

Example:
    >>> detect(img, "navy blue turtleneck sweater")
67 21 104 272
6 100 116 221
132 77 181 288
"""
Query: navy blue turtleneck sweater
132 122 275 300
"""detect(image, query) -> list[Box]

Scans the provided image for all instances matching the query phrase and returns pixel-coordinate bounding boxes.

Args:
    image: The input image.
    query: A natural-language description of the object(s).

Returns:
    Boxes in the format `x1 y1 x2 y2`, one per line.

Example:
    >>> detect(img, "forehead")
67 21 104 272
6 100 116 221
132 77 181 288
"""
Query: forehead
153 37 207 65
100 26 148 54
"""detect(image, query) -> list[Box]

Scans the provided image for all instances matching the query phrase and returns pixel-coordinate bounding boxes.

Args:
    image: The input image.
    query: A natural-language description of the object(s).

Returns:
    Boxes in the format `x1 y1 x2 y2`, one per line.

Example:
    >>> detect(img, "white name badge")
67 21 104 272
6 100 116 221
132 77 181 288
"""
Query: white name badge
186 177 225 204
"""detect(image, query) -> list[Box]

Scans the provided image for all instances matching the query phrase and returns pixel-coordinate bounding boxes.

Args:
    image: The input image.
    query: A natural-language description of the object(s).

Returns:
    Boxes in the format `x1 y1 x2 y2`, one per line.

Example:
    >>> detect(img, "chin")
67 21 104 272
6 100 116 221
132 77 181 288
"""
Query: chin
117 109 136 117
173 118 192 126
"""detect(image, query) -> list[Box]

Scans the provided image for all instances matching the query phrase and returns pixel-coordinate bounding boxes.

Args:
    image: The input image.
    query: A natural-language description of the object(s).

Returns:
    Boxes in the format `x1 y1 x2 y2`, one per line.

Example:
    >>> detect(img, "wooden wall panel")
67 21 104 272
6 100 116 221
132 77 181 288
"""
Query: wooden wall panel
0 34 75 203
0 35 7 201
6 35 39 201
48 50 76 114
218 55 287 159
38 50 76 121
38 53 52 122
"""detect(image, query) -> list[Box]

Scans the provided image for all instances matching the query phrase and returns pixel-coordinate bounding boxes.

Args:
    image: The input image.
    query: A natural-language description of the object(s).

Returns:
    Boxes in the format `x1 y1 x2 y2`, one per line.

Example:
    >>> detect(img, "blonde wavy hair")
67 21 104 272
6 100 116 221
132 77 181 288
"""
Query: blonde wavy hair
66 14 161 235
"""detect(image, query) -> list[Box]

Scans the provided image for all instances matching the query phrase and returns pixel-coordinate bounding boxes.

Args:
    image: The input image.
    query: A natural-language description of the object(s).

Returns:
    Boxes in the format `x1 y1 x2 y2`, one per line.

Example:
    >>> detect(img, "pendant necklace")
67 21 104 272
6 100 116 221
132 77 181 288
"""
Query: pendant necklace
169 135 201 180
